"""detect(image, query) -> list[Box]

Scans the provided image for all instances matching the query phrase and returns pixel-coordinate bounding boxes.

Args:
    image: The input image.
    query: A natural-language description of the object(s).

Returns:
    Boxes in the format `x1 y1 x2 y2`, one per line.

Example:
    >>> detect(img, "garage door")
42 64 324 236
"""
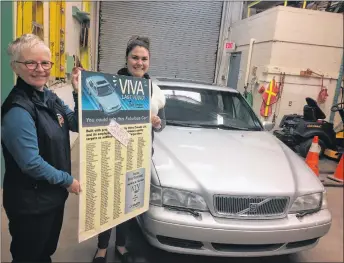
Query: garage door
98 1 223 83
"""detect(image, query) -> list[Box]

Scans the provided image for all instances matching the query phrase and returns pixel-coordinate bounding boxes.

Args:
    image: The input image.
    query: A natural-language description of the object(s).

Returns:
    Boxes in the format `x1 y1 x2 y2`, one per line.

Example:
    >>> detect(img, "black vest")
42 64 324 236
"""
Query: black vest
1 77 71 215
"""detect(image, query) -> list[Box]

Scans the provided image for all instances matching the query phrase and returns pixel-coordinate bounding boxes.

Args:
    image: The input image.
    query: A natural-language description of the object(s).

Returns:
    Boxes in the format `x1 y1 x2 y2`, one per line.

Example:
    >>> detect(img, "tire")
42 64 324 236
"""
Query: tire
299 138 326 158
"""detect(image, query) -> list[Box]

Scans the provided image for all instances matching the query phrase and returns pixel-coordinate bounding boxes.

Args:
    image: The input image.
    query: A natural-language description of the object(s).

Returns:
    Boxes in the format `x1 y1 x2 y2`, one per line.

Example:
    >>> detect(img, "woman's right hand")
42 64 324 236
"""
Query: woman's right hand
151 115 162 129
71 67 83 93
67 179 82 195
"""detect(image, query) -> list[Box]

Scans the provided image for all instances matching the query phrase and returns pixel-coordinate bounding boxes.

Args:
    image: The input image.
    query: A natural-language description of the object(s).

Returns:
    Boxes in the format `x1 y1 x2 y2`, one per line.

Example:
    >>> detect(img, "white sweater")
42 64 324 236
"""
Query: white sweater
151 82 166 115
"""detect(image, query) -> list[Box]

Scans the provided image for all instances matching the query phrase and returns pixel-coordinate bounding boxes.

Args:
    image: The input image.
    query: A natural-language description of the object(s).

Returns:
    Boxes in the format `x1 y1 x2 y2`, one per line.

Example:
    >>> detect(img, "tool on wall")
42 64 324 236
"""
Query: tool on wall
272 72 286 124
259 76 280 118
73 55 83 68
80 22 89 48
300 68 329 104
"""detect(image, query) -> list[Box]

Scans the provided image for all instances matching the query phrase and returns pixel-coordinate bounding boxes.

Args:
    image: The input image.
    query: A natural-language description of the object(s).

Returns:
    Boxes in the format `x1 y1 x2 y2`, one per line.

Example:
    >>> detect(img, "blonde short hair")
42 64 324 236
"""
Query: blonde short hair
7 34 51 63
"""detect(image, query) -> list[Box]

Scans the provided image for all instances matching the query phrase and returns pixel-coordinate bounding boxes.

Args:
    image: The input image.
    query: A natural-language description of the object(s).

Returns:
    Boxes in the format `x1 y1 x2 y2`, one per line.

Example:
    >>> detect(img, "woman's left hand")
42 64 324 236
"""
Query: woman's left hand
152 115 161 129
71 67 83 93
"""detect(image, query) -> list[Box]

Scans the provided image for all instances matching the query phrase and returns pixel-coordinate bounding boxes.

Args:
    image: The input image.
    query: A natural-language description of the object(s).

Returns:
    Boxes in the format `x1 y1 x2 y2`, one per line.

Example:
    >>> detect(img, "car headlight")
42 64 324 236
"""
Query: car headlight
149 184 208 211
321 191 328 209
289 192 322 213
150 184 162 206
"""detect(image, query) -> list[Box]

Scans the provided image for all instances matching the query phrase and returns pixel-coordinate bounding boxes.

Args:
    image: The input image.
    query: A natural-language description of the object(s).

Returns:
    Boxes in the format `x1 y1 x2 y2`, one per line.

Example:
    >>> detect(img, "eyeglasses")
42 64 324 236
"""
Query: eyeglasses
15 60 54 70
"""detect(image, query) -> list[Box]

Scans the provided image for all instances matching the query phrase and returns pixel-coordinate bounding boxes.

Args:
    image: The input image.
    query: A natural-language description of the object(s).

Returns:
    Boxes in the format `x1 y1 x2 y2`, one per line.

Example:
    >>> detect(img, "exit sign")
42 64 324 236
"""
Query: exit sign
225 42 236 52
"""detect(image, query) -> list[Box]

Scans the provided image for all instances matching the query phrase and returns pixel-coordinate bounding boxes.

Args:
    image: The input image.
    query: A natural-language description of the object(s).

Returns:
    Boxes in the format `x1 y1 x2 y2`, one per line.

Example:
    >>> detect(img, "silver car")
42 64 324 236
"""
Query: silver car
85 75 121 115
136 78 332 257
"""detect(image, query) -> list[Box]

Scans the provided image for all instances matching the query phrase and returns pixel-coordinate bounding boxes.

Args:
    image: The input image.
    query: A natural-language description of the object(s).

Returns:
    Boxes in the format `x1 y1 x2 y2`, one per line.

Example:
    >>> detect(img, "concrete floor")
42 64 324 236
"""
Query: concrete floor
1 139 343 263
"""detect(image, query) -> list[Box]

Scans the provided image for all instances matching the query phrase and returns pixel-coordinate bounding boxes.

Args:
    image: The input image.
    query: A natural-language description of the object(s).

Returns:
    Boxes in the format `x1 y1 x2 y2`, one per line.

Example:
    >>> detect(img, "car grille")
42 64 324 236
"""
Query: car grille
213 195 289 219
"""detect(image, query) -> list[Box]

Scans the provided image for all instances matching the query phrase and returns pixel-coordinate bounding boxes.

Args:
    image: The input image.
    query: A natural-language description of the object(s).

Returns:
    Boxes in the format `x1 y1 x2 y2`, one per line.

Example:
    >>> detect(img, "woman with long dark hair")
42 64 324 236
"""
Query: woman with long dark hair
93 36 166 263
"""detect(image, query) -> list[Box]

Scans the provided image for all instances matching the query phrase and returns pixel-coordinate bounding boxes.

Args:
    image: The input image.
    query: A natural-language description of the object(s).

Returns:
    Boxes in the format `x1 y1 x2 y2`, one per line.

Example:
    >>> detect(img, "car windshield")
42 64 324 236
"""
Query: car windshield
97 85 113 97
159 85 262 131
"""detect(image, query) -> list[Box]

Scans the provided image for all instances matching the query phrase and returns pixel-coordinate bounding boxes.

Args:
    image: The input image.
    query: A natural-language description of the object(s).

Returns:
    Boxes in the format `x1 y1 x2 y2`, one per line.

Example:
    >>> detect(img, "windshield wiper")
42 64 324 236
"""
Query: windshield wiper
166 121 260 131
197 123 250 131
164 205 201 218
166 120 202 128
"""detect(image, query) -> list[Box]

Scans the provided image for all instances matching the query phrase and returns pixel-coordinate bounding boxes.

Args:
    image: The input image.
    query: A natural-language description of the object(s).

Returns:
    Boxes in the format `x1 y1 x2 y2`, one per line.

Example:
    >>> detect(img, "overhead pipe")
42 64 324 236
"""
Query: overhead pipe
303 1 307 9
247 1 260 18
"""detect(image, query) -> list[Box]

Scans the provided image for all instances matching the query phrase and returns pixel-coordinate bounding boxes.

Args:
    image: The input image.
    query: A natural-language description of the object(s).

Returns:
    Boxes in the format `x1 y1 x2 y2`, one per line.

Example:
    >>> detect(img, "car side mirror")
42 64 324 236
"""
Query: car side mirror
262 121 274 131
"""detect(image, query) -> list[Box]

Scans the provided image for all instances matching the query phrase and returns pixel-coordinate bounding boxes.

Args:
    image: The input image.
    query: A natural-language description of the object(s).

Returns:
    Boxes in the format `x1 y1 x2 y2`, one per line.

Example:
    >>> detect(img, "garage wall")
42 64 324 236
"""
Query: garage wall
227 6 343 129
97 1 223 83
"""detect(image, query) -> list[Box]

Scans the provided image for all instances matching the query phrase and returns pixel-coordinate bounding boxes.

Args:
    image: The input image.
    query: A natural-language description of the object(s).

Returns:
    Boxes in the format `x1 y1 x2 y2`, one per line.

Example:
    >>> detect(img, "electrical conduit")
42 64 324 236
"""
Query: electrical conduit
244 38 255 106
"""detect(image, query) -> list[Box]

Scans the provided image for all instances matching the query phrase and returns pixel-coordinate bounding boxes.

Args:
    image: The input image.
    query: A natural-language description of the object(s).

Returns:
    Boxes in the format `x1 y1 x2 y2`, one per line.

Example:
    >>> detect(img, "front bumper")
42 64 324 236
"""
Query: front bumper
137 205 331 257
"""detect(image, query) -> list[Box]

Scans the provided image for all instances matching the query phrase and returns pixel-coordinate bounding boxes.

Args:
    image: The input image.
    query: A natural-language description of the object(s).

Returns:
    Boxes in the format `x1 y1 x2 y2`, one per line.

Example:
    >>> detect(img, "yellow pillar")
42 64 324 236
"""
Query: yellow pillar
32 1 44 40
49 0 66 79
16 1 44 39
16 1 23 37
49 1 57 77
60 1 66 77
16 1 33 37
80 0 90 70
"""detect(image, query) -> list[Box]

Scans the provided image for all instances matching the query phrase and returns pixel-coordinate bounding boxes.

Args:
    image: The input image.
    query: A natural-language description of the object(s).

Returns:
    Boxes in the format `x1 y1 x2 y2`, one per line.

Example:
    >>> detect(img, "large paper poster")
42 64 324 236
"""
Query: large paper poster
78 70 151 243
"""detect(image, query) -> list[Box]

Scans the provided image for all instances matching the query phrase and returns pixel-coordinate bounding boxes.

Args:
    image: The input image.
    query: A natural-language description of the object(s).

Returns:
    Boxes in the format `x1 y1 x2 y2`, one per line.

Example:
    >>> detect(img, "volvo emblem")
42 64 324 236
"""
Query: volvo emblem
235 198 272 216
249 203 258 212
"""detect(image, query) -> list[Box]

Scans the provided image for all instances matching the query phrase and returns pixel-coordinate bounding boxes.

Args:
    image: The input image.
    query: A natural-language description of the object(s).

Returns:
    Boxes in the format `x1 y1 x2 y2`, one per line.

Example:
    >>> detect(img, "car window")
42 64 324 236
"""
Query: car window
159 85 262 130
97 85 113 97
164 90 201 104
97 80 107 85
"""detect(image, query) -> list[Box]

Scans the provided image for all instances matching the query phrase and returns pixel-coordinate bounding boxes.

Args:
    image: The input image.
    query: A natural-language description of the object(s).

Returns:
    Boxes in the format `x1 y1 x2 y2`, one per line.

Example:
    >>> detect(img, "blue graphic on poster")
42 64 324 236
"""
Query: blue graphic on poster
80 70 150 127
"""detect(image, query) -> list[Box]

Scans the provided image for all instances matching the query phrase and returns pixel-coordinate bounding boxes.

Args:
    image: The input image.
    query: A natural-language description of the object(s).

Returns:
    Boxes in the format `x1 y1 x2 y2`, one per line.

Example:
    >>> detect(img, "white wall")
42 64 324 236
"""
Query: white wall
226 6 343 129
65 1 82 59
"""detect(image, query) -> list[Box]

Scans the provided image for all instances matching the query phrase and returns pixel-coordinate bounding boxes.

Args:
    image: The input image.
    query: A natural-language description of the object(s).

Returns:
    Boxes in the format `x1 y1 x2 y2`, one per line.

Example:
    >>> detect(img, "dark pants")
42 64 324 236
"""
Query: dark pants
97 218 133 249
6 205 65 263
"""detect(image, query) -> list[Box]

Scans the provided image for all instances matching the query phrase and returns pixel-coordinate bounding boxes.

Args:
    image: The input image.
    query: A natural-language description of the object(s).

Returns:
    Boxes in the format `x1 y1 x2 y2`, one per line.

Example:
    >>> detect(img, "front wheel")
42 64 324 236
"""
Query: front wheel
298 138 326 159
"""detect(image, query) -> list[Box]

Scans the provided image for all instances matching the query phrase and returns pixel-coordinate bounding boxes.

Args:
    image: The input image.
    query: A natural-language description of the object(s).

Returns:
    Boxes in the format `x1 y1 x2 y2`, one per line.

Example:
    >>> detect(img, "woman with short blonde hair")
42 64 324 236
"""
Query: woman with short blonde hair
1 33 82 263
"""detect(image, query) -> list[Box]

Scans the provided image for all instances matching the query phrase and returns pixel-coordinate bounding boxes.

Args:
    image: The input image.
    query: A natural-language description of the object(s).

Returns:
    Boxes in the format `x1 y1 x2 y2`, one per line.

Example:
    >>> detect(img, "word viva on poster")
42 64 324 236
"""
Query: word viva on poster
115 77 145 100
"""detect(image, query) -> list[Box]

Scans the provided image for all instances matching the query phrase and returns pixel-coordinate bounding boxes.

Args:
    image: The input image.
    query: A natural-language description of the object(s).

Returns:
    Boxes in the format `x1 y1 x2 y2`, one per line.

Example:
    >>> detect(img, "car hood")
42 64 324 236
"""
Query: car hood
152 126 324 197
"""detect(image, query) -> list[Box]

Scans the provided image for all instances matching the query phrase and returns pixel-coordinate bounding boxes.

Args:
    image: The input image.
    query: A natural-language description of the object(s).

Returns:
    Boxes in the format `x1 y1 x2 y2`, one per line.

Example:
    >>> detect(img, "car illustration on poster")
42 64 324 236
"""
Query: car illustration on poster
84 75 122 115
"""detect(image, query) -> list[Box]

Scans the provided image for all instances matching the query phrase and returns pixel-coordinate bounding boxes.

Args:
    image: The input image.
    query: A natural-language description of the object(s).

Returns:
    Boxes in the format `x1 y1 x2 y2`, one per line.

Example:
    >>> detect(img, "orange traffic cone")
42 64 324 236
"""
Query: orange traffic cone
305 136 321 180
327 154 344 184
